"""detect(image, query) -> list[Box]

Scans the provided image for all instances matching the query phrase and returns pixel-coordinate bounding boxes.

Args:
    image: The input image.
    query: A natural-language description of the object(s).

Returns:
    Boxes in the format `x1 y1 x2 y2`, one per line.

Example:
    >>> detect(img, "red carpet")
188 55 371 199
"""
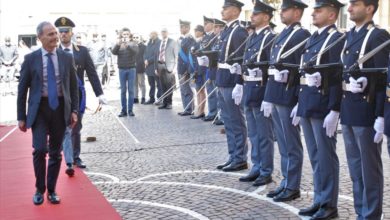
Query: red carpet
0 126 122 220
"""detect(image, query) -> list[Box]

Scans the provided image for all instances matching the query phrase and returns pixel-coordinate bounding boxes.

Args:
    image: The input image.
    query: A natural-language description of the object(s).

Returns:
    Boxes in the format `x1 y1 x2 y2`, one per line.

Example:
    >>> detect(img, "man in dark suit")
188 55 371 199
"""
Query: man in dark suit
55 17 106 175
17 21 79 205
144 31 161 104
155 28 179 109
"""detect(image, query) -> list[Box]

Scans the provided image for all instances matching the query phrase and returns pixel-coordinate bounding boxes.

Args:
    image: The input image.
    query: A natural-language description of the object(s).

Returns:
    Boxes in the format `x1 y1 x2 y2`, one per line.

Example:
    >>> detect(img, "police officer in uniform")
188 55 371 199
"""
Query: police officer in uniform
177 20 196 116
55 17 106 174
340 0 389 219
215 0 249 172
238 0 276 187
262 0 310 202
296 0 345 219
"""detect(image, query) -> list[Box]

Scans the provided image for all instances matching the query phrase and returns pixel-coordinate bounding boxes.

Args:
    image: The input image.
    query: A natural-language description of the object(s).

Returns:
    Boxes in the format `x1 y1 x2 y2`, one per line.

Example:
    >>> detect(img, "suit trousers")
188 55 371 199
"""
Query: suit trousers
135 73 146 99
32 98 66 193
342 125 383 220
178 73 194 113
272 104 303 190
147 75 159 101
62 113 83 163
205 79 218 117
300 117 339 208
245 105 274 177
219 87 248 164
158 63 175 105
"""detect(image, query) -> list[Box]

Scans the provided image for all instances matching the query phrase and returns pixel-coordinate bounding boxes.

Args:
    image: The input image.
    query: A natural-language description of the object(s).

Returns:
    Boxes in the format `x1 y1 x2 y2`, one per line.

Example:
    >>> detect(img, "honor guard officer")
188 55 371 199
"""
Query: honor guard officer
296 0 345 219
201 16 219 122
238 0 276 187
262 0 310 202
177 20 196 116
341 0 390 219
55 17 106 174
215 0 249 172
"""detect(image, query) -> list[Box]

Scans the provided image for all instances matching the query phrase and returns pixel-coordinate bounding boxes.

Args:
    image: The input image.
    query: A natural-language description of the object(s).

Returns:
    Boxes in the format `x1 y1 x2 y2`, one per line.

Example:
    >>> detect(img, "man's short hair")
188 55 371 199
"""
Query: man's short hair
121 27 130 33
36 21 52 36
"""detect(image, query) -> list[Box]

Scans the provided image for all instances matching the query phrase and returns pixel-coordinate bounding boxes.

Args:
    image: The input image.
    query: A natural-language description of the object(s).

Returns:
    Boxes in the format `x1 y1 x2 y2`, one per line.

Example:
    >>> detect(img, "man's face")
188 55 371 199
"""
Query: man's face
348 1 371 23
204 22 214 33
92 34 98 42
59 28 73 44
280 7 295 25
5 39 10 46
312 7 333 27
194 30 203 38
250 12 266 27
39 24 58 50
121 31 130 42
214 25 224 34
180 25 190 35
161 31 168 39
101 35 106 42
221 6 236 21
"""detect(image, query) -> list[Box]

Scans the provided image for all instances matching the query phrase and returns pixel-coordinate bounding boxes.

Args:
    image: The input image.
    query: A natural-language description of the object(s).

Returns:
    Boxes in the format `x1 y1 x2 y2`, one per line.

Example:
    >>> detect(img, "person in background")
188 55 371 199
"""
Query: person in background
144 31 161 105
134 34 147 104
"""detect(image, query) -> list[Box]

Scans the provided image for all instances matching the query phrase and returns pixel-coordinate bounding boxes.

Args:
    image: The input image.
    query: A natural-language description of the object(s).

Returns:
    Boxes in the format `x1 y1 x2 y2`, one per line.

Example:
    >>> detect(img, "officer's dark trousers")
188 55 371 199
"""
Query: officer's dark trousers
158 63 175 105
32 98 65 193
71 113 83 162
147 75 158 101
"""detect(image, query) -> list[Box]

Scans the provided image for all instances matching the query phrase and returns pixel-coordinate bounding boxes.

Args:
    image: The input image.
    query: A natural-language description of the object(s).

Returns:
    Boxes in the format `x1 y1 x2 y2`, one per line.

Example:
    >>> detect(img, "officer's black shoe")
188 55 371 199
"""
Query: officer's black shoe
266 186 285 198
158 104 168 109
222 162 248 172
118 112 127 117
74 159 87 168
214 119 224 126
141 98 145 104
311 207 338 220
178 111 192 116
216 160 231 169
190 113 205 119
252 175 272 186
144 99 155 105
165 104 172 109
134 98 139 103
33 191 44 205
203 115 216 121
273 189 300 202
65 163 74 177
47 192 61 204
128 111 135 117
239 172 259 182
299 203 321 216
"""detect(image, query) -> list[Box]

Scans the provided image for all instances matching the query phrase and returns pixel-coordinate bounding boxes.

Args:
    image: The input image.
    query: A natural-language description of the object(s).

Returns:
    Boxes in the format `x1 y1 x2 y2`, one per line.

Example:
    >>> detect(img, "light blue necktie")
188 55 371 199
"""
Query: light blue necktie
46 53 59 110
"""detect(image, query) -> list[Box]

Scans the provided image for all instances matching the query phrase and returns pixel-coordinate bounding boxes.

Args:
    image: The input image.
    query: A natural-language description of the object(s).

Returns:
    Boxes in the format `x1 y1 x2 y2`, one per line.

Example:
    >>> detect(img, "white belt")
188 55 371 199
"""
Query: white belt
342 82 353 92
268 68 278 76
218 63 232 69
243 75 262 82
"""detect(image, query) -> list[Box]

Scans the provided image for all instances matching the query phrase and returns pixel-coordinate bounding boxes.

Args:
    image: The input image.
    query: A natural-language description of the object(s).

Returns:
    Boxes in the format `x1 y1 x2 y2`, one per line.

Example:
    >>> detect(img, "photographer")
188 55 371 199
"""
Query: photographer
111 27 139 117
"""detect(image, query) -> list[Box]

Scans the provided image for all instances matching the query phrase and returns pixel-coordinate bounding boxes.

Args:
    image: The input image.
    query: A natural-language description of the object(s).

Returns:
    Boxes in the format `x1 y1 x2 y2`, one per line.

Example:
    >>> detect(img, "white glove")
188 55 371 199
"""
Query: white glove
260 101 273 118
196 56 209 67
229 63 242 75
373 117 384 143
248 68 262 77
274 69 289 83
290 104 300 126
349 77 367 93
323 110 339 137
98 94 108 105
305 72 322 87
232 84 243 105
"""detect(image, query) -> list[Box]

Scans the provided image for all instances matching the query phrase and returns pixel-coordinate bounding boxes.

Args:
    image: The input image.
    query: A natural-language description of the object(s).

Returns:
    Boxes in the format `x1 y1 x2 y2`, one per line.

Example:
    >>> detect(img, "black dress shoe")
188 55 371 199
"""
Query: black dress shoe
239 172 259 182
190 113 205 119
252 175 272 186
311 207 338 220
266 186 285 198
141 98 145 104
178 111 192 116
144 99 155 105
47 192 61 204
299 203 320 216
222 162 248 172
134 98 139 103
158 104 167 109
214 119 224 126
128 111 135 117
118 112 127 117
203 115 216 121
216 160 231 169
33 191 44 205
65 163 74 177
74 160 86 168
165 104 172 109
273 189 300 202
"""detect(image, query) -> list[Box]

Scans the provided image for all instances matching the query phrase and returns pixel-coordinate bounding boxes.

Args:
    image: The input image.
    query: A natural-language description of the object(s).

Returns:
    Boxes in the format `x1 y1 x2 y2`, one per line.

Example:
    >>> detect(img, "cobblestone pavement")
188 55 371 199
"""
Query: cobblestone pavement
75 79 390 220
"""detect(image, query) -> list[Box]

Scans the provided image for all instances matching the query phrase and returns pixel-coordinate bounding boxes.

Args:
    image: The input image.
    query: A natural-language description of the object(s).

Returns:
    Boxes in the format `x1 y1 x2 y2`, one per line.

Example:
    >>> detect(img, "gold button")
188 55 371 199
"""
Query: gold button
346 50 349 54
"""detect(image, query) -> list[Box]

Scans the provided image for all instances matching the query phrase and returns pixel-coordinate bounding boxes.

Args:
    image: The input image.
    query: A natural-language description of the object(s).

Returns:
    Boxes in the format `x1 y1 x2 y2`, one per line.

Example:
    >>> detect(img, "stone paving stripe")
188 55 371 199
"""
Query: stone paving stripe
134 170 245 181
109 199 210 220
97 181 305 219
0 126 17 143
108 108 140 144
85 171 120 183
